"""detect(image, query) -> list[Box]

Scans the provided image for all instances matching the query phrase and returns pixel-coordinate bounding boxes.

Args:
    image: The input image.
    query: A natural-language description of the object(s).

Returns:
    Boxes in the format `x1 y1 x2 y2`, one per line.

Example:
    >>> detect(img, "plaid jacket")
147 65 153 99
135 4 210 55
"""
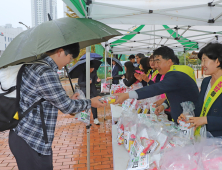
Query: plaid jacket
14 56 91 155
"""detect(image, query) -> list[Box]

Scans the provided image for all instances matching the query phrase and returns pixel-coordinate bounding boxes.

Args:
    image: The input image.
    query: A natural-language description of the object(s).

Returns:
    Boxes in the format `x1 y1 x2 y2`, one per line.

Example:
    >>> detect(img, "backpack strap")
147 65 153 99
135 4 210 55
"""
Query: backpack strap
16 63 49 144
20 98 48 144
0 82 16 96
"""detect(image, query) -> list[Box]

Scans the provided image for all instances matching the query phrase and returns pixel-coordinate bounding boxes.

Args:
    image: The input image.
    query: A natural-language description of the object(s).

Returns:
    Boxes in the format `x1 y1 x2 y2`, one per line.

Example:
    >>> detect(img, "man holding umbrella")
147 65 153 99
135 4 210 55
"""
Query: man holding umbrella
0 17 121 170
8 42 106 170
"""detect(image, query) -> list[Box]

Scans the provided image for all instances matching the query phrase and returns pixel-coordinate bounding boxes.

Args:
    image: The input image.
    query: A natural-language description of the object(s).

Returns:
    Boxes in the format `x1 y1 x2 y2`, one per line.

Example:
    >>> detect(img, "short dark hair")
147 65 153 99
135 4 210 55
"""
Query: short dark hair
128 54 135 60
198 43 222 69
46 43 80 59
136 53 145 58
153 46 177 64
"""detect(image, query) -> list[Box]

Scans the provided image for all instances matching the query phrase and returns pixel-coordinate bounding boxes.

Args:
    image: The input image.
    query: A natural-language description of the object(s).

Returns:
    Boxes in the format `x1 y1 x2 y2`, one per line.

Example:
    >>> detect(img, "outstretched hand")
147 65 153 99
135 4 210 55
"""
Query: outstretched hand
113 93 129 104
134 73 142 81
90 96 107 108
154 105 164 116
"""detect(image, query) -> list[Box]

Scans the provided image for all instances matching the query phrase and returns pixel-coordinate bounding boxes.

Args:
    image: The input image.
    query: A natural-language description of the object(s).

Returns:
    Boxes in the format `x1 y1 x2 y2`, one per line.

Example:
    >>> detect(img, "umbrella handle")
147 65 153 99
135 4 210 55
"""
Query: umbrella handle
65 66 75 94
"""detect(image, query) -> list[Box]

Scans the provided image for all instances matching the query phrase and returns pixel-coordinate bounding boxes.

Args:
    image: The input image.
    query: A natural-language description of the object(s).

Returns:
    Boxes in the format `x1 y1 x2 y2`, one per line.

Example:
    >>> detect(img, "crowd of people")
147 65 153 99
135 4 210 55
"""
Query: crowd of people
114 42 222 139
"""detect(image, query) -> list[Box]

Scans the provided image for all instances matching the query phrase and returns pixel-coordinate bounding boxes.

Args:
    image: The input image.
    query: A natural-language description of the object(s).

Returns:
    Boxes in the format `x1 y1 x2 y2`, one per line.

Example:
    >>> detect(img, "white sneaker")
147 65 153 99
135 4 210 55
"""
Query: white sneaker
94 118 100 125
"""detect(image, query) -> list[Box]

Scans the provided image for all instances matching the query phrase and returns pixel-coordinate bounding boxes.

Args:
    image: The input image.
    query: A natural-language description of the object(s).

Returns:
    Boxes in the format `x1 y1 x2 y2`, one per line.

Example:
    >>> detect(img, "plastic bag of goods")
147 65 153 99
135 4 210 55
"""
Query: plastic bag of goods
159 144 200 170
101 79 110 93
122 112 138 151
178 101 195 140
129 124 159 158
116 117 124 145
99 95 118 104
122 99 133 111
73 89 91 124
197 138 222 170
127 154 150 170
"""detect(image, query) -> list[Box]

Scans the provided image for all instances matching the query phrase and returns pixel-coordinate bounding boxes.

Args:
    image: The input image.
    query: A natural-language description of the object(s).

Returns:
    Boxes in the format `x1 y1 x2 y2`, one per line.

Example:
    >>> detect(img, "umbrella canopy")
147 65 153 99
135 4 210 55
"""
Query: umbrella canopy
106 57 123 71
80 53 103 60
69 58 102 78
0 17 121 68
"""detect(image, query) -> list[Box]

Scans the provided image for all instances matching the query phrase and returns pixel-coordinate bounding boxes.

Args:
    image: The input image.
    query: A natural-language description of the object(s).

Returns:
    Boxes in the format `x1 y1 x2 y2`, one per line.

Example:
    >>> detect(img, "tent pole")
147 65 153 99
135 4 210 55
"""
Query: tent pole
111 52 113 77
85 46 91 170
184 48 186 66
104 43 108 121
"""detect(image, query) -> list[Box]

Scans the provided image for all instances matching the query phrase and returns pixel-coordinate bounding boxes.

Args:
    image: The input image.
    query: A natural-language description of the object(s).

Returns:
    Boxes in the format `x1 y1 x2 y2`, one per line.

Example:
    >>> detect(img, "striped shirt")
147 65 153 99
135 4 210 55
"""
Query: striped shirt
14 56 91 155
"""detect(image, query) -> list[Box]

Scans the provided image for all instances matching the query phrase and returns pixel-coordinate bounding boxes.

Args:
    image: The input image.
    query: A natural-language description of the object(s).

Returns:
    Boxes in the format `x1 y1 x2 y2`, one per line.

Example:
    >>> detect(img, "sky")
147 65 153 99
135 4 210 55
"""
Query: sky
0 0 65 30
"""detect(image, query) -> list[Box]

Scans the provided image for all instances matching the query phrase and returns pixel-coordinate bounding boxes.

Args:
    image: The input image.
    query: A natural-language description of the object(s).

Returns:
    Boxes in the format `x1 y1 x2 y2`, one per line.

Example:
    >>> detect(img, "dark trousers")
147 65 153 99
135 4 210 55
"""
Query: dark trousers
92 107 98 119
9 130 53 170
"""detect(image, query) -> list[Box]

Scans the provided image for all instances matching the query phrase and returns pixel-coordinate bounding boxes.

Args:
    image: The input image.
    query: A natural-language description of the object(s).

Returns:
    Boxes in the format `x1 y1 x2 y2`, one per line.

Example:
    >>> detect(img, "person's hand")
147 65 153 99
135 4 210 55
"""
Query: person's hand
97 78 101 82
113 93 129 104
141 74 150 82
121 75 125 79
177 113 186 123
186 117 208 131
154 98 166 107
71 93 79 100
154 105 164 116
134 73 142 81
106 77 112 81
90 96 107 108
90 80 92 84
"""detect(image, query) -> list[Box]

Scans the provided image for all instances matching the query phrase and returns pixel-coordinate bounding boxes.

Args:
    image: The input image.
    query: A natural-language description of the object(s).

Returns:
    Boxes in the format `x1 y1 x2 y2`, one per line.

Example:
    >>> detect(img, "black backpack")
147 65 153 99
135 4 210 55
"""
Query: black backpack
0 61 49 143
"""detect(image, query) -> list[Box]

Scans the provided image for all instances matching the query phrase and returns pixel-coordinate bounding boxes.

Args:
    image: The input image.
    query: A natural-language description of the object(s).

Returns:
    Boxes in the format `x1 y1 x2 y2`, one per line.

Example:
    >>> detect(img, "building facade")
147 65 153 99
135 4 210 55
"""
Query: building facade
0 24 23 57
31 0 57 27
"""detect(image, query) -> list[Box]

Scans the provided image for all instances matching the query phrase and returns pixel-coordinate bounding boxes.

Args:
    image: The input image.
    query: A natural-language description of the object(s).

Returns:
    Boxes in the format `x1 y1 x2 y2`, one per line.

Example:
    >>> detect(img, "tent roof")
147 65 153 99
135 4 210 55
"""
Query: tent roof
63 0 222 54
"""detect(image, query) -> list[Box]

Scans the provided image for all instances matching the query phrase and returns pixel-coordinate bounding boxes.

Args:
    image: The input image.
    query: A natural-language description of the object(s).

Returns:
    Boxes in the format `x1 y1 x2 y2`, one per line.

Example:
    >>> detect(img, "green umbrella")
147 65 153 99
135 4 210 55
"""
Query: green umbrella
0 17 121 68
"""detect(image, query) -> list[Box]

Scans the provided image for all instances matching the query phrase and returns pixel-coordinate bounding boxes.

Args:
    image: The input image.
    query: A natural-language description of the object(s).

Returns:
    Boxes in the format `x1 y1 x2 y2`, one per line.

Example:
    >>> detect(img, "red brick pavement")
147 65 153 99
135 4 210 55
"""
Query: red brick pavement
0 79 113 170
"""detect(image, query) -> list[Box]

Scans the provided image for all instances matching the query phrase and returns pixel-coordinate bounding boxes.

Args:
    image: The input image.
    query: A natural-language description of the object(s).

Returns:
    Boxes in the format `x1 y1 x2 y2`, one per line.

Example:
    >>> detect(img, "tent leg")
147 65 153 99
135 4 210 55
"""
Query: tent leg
65 66 75 93
86 124 91 170
86 46 91 170
104 43 108 121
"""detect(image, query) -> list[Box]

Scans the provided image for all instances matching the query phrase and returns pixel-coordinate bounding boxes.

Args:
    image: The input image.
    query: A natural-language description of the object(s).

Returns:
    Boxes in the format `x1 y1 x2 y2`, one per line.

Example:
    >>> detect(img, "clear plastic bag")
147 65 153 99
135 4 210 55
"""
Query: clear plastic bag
101 79 110 93
99 95 118 104
73 89 91 124
178 101 195 140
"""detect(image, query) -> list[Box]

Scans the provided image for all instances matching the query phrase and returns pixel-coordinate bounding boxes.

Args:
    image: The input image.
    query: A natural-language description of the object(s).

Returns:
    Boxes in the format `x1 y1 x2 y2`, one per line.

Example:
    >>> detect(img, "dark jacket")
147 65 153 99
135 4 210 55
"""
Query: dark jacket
113 74 137 87
195 76 222 137
135 71 199 122
78 70 99 98
112 65 119 84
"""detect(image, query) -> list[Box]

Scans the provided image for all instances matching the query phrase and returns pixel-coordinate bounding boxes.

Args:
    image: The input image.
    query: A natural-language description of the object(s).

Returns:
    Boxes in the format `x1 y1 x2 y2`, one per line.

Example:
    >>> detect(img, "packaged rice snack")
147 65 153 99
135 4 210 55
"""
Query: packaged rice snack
74 89 91 124
101 79 110 93
178 101 195 140
99 95 118 104
127 155 150 170
142 104 149 114
150 103 158 121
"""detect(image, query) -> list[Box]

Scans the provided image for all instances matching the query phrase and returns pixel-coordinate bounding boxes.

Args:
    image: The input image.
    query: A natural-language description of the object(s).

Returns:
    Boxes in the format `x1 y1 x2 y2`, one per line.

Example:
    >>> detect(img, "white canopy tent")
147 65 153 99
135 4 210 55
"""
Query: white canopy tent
104 25 222 54
63 0 222 54
62 0 222 169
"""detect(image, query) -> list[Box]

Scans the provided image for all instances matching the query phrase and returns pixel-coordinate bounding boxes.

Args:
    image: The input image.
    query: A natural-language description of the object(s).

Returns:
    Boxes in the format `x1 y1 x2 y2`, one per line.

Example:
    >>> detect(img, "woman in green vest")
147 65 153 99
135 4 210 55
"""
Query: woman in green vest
178 43 222 137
